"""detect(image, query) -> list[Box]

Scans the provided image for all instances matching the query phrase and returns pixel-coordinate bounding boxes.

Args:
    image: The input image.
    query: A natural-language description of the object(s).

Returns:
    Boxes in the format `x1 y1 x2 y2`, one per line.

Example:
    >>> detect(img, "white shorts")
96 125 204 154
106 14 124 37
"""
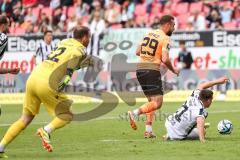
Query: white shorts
186 128 199 140
165 120 199 140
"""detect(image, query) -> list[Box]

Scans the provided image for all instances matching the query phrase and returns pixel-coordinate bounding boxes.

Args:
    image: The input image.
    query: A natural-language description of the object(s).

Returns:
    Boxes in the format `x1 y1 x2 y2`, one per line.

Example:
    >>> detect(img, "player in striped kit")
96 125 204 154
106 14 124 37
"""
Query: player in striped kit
34 30 56 65
163 76 229 142
0 15 19 74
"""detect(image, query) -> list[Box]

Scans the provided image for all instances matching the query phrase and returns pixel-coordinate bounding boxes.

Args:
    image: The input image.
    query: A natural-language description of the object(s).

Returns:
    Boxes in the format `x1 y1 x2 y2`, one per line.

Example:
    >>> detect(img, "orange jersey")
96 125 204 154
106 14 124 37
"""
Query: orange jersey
137 29 170 70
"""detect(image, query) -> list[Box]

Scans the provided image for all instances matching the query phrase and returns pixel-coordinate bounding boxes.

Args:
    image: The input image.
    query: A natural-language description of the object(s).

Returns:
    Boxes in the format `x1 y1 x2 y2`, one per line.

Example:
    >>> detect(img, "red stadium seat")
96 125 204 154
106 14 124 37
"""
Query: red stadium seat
33 26 38 32
162 2 173 14
203 5 210 15
219 1 232 9
134 4 147 16
232 1 238 8
162 7 170 15
224 21 237 29
151 3 162 13
175 3 189 15
41 7 53 17
179 23 188 30
150 3 162 22
113 4 121 13
170 3 178 11
32 7 40 19
22 0 37 7
67 6 76 17
15 27 25 35
172 0 181 3
149 13 162 24
9 27 15 34
62 6 68 17
82 16 89 24
135 15 149 26
189 2 203 13
177 13 190 28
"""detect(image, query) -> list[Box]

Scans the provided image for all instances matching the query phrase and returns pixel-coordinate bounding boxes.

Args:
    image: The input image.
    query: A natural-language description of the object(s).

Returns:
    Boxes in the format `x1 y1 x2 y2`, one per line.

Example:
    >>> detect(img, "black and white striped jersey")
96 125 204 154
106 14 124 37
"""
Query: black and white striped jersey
0 33 8 60
35 41 56 65
166 89 208 137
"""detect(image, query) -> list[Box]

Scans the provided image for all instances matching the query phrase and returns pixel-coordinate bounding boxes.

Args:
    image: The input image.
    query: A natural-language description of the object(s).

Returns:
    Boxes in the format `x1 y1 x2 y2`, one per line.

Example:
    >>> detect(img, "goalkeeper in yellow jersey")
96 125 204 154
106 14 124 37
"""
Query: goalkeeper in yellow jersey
0 26 93 158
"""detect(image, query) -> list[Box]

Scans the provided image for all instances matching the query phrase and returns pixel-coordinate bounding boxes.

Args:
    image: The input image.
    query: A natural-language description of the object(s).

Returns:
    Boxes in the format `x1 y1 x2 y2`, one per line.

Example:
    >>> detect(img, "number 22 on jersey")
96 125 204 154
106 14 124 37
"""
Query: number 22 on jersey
47 47 66 62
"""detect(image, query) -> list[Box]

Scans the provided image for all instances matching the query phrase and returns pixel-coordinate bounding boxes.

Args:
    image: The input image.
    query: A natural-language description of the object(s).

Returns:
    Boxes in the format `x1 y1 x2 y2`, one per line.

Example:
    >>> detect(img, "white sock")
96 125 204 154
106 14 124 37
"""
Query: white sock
133 109 140 117
0 144 5 152
43 125 53 134
145 125 152 133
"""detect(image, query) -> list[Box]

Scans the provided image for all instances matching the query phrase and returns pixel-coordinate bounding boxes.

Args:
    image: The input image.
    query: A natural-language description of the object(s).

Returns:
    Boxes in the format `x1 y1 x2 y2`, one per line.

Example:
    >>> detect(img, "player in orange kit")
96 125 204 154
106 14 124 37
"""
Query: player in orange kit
128 15 179 138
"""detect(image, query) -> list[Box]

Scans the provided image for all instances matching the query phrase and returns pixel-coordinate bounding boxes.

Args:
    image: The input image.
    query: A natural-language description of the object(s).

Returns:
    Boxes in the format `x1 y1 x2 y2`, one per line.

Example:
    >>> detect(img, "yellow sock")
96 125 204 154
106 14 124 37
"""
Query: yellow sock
0 119 26 146
44 117 70 133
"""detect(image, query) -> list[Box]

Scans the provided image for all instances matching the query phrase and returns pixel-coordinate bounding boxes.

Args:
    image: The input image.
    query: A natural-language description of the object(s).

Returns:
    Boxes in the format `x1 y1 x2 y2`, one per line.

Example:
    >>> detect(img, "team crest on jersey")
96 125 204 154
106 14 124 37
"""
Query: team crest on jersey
0 33 7 60
0 33 7 41
0 33 7 45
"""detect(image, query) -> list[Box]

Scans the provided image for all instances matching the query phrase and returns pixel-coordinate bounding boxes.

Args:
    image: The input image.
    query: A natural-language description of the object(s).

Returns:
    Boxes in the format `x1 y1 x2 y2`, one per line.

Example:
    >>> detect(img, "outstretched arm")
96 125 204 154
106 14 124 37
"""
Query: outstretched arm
161 38 179 76
162 51 179 76
196 116 205 143
197 76 229 90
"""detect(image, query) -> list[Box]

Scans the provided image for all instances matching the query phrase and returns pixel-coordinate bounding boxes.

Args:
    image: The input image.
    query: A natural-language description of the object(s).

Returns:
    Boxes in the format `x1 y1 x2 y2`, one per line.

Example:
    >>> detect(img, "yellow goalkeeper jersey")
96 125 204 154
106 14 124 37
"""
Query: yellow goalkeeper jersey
30 38 90 91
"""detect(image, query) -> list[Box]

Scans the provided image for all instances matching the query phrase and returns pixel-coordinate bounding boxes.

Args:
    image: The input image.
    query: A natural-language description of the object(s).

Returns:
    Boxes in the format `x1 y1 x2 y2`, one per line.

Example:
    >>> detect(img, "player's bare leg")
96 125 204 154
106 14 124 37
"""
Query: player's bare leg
0 114 34 157
128 95 163 130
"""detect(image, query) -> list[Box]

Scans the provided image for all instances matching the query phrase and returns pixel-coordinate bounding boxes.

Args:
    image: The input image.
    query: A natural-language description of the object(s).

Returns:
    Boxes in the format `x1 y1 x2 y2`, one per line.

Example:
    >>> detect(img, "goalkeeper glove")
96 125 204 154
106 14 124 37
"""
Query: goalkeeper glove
57 75 71 92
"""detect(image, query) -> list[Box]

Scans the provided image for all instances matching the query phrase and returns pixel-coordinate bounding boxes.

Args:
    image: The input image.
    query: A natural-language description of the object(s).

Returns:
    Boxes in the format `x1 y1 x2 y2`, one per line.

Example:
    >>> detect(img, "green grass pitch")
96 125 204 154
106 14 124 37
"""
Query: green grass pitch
0 101 240 160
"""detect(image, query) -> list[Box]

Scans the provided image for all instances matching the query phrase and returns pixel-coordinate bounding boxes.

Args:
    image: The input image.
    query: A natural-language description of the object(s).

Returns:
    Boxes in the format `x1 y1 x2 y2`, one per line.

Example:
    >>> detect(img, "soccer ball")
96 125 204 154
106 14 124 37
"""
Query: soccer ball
217 120 233 134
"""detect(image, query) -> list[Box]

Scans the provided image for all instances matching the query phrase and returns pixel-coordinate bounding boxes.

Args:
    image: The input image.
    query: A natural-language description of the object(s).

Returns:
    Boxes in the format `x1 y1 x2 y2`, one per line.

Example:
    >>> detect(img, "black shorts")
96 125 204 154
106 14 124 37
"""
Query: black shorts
136 69 163 96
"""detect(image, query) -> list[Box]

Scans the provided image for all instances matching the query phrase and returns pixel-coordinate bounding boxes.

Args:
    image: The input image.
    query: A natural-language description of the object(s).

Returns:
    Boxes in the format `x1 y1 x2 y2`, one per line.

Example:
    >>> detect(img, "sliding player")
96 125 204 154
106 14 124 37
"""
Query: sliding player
163 76 229 142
